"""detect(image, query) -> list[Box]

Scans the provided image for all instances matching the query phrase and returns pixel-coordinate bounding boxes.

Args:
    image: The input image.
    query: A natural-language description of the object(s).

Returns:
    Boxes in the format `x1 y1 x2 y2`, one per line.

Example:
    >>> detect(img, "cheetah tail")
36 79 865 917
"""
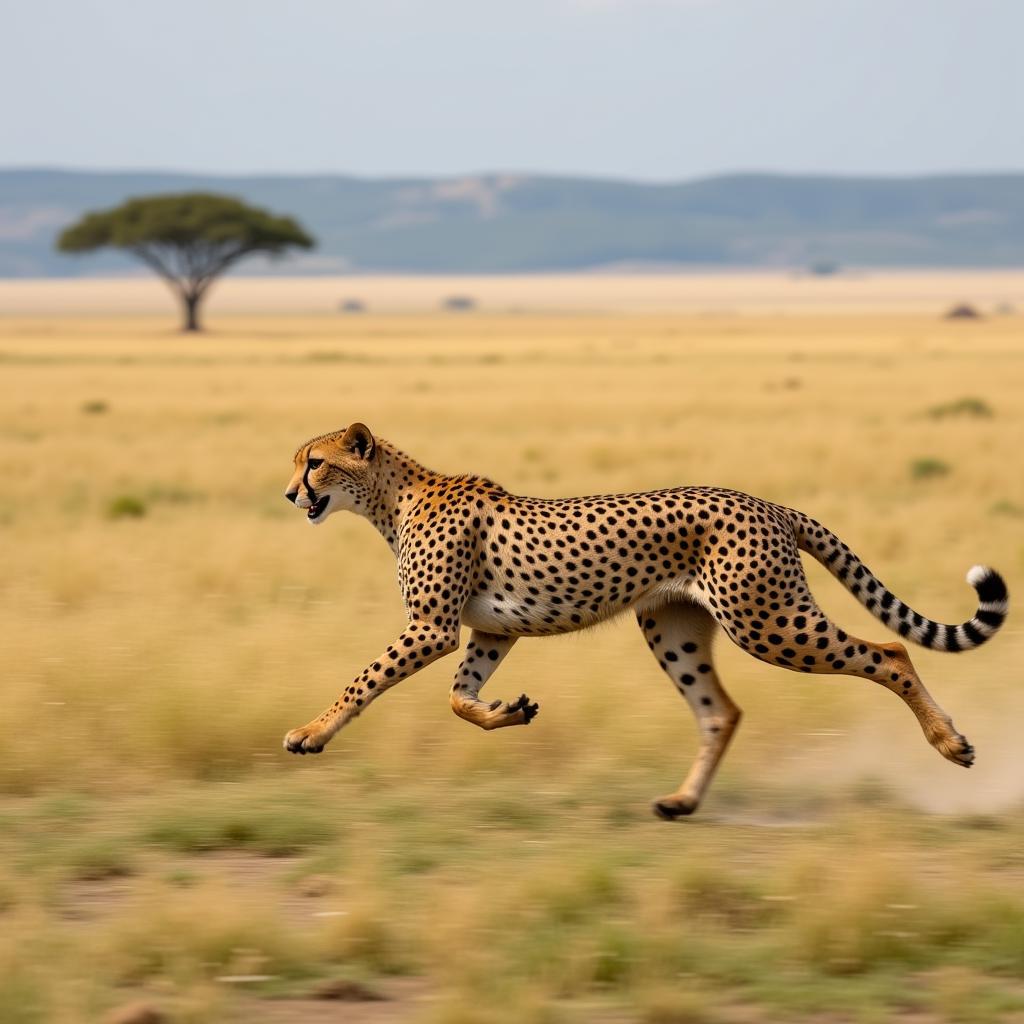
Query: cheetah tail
788 511 1009 652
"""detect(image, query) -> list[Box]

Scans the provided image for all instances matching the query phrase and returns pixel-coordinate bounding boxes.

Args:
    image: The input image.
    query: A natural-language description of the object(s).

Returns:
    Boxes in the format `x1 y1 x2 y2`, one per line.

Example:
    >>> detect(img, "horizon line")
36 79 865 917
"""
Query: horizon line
3 164 1024 187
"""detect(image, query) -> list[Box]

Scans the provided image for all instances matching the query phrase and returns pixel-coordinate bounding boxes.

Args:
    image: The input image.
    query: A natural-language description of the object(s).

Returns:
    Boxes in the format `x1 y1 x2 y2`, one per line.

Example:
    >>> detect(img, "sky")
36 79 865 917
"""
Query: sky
3 0 1022 181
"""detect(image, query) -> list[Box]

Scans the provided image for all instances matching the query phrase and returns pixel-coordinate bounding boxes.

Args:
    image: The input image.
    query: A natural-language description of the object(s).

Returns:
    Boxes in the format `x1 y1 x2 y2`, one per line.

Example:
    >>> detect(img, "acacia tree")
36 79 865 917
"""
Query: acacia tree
57 193 315 331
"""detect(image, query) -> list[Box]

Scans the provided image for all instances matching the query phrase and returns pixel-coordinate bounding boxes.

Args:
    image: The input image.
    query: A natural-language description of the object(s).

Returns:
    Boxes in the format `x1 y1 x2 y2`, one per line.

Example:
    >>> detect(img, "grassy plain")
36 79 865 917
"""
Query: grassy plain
1 277 1023 1022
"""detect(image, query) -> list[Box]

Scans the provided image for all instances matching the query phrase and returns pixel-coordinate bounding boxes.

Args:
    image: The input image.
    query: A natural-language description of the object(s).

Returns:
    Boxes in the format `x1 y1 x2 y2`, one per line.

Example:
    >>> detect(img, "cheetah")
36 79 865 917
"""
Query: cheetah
282 423 1009 818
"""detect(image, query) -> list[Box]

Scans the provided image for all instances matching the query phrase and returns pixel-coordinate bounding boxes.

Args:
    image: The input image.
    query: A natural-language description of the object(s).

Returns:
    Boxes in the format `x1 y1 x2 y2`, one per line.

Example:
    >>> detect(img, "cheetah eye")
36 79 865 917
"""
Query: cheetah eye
308 458 324 470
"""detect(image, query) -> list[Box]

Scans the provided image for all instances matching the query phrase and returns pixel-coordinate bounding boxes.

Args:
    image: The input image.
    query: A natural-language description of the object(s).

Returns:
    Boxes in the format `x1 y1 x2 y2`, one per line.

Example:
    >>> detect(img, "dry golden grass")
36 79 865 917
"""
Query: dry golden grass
1 280 1023 1022
1 268 1022 314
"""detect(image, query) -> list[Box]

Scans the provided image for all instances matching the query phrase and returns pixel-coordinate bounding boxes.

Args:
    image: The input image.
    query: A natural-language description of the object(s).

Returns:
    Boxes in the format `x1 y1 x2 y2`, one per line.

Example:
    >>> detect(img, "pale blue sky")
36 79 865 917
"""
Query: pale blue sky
4 0 1021 180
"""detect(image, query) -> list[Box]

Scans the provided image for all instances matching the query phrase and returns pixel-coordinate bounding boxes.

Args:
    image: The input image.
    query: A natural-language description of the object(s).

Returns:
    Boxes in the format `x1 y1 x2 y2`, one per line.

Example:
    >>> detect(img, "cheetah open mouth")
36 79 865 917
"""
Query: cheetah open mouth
307 495 330 521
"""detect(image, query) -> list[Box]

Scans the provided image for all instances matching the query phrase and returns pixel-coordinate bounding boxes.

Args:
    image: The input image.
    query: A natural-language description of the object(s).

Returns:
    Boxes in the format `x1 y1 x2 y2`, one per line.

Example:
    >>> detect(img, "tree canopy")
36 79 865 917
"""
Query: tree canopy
57 193 314 330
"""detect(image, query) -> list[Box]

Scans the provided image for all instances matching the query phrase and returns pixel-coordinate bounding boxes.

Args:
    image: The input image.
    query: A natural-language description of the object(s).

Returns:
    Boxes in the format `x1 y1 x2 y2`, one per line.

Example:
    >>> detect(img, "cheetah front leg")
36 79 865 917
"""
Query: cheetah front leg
284 619 460 754
449 631 538 729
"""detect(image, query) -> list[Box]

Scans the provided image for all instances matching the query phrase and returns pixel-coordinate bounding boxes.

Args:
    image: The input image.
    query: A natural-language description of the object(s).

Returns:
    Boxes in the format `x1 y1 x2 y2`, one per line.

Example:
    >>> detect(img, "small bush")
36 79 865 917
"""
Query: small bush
945 303 982 320
62 838 135 881
80 399 109 415
926 397 993 419
989 500 1024 519
909 458 951 480
106 495 147 519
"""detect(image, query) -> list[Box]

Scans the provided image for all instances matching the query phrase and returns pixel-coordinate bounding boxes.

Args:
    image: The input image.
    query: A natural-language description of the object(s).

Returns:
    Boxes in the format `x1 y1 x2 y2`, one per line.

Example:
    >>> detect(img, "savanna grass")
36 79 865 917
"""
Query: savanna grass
1 298 1023 1021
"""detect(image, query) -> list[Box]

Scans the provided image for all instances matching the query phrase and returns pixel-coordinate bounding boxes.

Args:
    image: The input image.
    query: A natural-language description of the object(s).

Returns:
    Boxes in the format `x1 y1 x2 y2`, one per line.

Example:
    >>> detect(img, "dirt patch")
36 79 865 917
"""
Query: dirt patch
59 851 307 924
244 978 431 1024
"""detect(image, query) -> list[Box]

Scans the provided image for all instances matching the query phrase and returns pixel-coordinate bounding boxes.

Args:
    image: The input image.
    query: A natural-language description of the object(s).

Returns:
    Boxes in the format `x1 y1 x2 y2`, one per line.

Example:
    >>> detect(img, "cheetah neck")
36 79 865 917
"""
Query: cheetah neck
359 441 446 553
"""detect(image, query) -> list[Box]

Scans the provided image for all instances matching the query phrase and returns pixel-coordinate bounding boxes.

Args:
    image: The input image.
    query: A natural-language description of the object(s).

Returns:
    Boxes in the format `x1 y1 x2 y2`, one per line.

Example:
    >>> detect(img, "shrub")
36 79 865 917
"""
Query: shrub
909 458 951 480
106 495 147 519
925 397 993 419
944 303 982 320
62 838 135 881
989 500 1024 518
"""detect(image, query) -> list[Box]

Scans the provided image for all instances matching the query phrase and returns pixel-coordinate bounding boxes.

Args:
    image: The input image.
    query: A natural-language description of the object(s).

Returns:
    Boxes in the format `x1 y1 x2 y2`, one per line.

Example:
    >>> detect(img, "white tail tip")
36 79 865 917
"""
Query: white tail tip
966 564 989 588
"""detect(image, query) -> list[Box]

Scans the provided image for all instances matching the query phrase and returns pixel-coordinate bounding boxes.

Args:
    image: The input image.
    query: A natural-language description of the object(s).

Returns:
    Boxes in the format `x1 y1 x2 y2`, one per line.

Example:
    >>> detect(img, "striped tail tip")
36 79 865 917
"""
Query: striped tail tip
961 565 1009 648
967 565 1008 606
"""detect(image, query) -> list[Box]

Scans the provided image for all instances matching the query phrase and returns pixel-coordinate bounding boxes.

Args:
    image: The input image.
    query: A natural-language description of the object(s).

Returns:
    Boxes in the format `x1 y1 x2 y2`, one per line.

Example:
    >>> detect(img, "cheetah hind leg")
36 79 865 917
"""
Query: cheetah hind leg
638 603 742 819
880 641 974 767
719 590 974 769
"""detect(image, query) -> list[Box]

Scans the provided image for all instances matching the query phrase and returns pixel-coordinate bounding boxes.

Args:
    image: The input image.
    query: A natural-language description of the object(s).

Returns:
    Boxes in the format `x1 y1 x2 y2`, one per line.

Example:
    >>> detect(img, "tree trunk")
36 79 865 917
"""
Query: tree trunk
182 291 202 332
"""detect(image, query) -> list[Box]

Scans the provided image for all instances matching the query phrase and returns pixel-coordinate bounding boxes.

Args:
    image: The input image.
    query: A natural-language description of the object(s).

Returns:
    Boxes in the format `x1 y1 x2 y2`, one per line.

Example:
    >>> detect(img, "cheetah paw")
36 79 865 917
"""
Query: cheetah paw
506 693 540 724
283 726 327 755
651 795 699 820
935 731 975 768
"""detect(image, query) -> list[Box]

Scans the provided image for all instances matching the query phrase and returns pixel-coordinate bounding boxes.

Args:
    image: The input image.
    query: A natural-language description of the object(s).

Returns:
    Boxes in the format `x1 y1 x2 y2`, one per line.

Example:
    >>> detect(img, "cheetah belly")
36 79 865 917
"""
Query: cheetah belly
460 575 704 638
460 594 543 636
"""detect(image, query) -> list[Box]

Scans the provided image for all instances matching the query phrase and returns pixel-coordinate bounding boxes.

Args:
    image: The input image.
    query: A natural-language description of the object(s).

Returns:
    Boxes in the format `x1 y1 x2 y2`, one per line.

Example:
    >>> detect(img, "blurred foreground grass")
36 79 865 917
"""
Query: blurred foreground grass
1 305 1023 1022
2 774 1024 1023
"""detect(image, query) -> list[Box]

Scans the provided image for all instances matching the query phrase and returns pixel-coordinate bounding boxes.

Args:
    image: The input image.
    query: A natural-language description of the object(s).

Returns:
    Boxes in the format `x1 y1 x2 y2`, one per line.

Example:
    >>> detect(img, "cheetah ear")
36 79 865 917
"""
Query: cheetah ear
342 422 375 460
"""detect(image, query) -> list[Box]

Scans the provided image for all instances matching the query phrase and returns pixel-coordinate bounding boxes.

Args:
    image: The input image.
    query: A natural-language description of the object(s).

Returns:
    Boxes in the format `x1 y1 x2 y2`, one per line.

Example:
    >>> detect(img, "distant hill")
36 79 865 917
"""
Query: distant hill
2 168 1024 276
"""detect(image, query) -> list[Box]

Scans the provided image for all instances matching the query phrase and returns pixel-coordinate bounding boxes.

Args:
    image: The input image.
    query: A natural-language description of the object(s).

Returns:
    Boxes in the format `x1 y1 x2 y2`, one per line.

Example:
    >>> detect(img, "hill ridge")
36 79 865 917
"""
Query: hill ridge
2 168 1023 276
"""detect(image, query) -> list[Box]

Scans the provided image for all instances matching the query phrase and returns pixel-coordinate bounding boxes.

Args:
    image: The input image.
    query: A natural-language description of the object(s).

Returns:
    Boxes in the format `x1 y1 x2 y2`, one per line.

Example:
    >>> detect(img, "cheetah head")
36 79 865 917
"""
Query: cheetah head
285 422 377 525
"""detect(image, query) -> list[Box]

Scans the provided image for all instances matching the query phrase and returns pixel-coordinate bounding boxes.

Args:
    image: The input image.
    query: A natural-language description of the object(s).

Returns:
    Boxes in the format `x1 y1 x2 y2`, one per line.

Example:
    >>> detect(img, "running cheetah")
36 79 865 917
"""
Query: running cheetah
282 423 1008 818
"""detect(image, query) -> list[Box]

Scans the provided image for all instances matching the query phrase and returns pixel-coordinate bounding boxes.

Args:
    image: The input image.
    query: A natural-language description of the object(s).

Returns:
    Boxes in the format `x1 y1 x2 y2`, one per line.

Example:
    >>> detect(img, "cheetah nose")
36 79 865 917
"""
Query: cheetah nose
285 489 299 504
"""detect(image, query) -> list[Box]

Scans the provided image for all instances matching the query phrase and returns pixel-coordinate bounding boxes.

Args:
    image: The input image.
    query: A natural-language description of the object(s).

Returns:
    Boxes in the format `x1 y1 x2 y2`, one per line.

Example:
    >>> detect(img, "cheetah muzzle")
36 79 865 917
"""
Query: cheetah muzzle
306 494 330 522
280 422 1009 818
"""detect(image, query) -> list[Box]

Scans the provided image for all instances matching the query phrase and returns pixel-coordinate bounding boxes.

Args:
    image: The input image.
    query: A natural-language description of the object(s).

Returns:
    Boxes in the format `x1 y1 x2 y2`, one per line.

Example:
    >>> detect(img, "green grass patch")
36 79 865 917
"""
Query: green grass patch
925 397 994 419
989 499 1024 518
60 837 136 882
106 494 147 519
0 966 49 1024
909 457 951 480
138 788 338 855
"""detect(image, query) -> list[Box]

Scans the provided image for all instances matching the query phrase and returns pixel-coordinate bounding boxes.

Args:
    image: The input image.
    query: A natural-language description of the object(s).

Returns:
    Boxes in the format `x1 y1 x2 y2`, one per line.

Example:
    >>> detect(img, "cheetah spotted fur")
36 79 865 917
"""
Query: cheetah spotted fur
283 423 1009 818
